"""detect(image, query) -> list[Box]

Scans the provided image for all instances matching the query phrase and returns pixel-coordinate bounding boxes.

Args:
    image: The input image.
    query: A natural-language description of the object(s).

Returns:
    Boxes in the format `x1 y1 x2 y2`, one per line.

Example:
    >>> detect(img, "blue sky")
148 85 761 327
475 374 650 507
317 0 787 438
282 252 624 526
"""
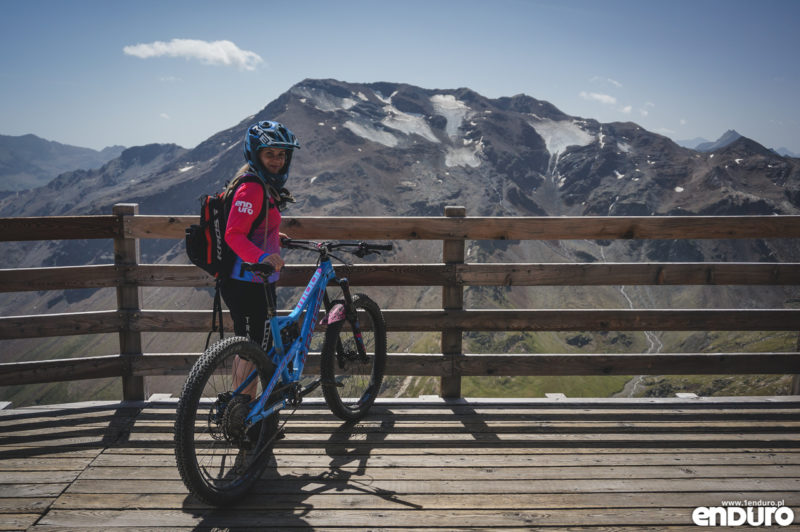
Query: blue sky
2 0 799 153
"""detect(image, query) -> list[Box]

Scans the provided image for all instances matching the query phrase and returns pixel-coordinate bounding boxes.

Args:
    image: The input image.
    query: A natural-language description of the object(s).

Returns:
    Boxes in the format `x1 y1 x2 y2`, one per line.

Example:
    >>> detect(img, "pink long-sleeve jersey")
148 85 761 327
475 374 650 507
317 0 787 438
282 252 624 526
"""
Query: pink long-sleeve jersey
224 181 281 283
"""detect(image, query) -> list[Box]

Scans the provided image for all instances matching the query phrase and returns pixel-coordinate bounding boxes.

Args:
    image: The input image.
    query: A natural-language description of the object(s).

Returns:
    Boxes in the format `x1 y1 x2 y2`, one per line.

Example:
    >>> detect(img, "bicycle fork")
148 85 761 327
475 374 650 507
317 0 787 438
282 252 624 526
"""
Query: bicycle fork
333 277 369 362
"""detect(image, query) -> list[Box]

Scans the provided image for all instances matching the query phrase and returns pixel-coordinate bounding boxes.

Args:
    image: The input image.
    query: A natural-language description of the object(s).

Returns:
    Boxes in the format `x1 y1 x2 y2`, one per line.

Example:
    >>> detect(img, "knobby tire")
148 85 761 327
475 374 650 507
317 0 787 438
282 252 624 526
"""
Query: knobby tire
174 336 278 506
321 294 387 421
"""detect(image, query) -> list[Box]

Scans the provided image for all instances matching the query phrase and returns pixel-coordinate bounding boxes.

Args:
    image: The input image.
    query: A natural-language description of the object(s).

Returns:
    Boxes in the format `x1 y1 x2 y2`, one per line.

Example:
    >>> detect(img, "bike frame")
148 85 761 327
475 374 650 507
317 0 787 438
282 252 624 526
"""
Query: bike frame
234 256 355 428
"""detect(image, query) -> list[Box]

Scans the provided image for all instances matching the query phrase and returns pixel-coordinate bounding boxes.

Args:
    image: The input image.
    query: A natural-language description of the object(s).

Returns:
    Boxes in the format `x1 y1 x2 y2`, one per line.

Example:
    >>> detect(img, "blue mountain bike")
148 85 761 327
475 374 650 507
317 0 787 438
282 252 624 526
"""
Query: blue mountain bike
174 239 391 506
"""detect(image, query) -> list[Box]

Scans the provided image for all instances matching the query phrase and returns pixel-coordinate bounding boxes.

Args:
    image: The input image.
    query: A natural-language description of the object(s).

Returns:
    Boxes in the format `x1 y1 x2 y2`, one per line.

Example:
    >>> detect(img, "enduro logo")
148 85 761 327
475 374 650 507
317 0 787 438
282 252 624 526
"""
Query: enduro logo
235 200 254 215
692 502 794 527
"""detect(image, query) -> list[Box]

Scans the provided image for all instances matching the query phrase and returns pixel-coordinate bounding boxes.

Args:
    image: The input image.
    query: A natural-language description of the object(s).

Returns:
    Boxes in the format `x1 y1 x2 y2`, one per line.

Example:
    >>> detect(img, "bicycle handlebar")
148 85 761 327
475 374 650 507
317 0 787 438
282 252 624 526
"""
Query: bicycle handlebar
242 239 393 277
281 238 393 255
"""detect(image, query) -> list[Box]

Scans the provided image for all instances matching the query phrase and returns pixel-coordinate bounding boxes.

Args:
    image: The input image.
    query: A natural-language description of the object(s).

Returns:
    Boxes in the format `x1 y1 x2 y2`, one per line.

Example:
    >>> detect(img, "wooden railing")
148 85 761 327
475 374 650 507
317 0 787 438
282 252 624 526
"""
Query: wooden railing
1 204 799 401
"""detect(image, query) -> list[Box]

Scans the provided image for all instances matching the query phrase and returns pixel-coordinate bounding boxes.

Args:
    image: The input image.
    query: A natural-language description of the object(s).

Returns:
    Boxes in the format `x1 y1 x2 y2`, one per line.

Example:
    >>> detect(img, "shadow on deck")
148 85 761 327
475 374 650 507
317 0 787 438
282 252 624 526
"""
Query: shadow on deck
1 396 799 530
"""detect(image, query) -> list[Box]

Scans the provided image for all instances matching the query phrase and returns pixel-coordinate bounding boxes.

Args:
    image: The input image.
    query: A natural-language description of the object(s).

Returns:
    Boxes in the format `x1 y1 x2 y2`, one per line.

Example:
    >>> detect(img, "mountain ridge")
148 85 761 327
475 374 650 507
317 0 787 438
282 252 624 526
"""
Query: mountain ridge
1 78 799 404
0 133 125 192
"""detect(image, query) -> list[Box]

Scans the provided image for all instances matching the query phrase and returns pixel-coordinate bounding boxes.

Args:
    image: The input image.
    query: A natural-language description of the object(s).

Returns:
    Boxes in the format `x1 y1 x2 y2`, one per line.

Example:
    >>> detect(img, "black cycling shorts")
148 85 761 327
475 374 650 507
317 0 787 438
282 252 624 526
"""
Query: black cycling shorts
220 278 276 351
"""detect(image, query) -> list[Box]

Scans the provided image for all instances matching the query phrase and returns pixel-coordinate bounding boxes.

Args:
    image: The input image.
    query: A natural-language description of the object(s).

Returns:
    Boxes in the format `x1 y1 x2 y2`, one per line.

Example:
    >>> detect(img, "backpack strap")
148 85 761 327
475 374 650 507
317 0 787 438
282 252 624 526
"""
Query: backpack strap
224 173 271 238
204 278 225 350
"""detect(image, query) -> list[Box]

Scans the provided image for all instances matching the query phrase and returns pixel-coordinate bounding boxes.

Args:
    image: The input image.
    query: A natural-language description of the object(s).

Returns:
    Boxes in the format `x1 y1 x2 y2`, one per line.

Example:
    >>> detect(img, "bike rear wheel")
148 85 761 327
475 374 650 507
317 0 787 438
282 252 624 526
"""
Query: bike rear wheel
321 294 387 421
174 336 279 506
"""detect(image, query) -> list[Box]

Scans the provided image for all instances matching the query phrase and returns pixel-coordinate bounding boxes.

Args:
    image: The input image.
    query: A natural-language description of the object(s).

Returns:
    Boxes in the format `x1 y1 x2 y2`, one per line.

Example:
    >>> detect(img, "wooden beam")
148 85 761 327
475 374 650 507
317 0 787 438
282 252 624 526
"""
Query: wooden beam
3 308 796 339
2 262 799 293
441 205 466 398
0 216 118 241
4 351 796 385
0 311 122 339
114 204 144 401
0 355 125 386
122 214 800 241
279 215 800 240
0 265 121 292
453 352 800 376
381 309 800 332
127 352 454 377
456 263 800 286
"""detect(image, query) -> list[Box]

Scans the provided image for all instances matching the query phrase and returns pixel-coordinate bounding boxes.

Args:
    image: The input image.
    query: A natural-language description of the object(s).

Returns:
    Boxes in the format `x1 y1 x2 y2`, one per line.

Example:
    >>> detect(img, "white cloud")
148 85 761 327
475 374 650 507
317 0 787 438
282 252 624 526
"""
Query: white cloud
680 118 688 125
620 105 632 114
160 113 170 120
123 38 263 71
579 91 616 105
590 76 623 88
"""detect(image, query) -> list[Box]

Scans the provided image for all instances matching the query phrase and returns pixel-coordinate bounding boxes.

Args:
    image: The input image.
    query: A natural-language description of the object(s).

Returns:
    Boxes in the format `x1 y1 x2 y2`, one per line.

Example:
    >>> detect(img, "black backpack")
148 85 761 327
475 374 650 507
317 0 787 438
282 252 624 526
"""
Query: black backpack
185 173 268 280
185 173 268 346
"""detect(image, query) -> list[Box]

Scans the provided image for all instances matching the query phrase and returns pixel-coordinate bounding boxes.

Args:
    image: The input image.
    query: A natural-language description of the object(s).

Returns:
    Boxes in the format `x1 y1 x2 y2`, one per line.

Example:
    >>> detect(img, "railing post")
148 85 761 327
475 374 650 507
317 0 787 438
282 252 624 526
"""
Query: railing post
441 205 465 399
113 203 144 401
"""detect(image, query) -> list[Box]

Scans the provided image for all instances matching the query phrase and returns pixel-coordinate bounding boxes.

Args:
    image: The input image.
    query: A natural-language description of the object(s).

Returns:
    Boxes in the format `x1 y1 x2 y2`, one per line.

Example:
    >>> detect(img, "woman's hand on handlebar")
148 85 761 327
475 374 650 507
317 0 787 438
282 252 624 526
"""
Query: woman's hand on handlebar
260 253 284 272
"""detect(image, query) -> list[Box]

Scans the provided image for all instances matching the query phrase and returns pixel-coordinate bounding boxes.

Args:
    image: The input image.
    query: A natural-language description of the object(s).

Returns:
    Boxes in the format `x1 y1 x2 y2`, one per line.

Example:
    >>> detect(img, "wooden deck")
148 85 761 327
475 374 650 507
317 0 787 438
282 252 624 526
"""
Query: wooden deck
1 396 799 530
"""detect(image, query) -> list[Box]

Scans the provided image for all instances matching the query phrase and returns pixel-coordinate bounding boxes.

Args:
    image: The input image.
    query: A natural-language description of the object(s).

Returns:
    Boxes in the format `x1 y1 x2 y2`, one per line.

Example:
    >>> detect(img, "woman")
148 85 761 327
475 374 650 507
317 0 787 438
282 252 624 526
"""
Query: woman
222 120 300 397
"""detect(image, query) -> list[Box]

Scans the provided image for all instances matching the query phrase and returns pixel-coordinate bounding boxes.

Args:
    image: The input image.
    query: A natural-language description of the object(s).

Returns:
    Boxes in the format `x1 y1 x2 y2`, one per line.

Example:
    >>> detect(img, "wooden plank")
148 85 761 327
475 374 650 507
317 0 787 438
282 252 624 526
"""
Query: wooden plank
0 485 68 498
0 216 118 242
0 513 40 530
0 265 120 292
0 498 52 514
97 308 800 334
457 262 800 286
381 308 800 332
0 310 121 339
129 263 451 288
128 353 453 377
121 352 800 378
3 261 798 293
64 476 800 495
48 490 800 511
92 449 800 468
1 304 796 344
125 214 800 241
452 352 800 376
28 507 717 528
0 355 124 386
75 464 800 481
280 215 800 240
122 215 195 240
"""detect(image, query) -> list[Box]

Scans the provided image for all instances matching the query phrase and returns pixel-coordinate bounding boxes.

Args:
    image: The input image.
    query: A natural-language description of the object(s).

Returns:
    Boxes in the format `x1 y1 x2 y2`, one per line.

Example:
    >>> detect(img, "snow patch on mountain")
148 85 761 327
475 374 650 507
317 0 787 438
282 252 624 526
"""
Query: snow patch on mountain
292 86 357 112
381 106 439 143
445 145 482 168
530 119 594 157
343 120 398 147
431 94 471 138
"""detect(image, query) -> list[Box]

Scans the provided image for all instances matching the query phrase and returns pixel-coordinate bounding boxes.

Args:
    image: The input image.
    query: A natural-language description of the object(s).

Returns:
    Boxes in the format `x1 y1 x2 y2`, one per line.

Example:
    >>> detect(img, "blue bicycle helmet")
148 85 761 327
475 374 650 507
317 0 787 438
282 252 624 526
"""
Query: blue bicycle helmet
243 121 300 190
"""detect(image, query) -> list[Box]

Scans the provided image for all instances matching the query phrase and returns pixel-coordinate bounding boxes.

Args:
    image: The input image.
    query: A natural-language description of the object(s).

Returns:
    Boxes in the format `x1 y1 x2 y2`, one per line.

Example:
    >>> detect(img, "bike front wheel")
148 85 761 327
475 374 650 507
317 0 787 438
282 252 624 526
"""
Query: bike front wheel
321 294 387 421
174 336 279 506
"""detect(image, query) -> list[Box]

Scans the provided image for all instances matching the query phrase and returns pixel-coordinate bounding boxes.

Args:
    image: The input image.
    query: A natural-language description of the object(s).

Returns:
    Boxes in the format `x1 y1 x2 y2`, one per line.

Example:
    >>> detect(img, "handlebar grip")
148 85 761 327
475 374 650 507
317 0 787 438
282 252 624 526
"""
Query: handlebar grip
241 262 275 276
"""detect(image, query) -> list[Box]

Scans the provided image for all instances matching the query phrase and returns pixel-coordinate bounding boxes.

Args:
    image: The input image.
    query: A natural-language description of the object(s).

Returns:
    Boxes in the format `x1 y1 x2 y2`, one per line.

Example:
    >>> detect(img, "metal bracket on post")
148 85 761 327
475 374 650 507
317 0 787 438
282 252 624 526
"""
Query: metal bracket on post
441 205 465 399
113 203 144 402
